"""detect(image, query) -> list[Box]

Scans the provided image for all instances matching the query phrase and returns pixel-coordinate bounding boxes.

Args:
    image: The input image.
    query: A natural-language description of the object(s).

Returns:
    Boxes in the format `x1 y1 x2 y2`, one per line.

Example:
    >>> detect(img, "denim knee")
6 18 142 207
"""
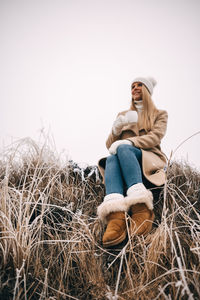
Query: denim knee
117 143 133 155
117 143 142 161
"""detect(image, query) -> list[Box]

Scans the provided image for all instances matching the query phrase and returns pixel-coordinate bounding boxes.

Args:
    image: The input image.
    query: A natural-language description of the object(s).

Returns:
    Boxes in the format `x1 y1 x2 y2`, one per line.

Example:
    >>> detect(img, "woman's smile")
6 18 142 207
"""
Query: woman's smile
131 82 143 100
132 90 142 100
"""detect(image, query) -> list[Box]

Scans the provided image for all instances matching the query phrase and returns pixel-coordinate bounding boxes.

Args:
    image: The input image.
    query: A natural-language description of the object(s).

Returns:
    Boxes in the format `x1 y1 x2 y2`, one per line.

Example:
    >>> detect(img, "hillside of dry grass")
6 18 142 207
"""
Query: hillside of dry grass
0 138 200 300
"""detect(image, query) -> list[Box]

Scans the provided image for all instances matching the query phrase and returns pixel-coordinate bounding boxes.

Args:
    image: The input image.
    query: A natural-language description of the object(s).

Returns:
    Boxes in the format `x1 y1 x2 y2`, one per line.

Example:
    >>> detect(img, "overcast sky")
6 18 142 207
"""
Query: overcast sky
0 0 200 169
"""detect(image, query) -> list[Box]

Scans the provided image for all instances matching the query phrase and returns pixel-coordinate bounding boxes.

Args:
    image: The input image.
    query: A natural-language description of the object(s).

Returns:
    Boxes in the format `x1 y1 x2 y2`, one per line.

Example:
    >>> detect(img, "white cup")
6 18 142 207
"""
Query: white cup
125 111 138 123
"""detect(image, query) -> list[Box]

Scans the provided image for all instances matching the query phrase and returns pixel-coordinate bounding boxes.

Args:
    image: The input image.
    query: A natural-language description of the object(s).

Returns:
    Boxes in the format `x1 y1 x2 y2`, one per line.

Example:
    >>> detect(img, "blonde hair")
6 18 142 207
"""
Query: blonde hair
130 85 158 132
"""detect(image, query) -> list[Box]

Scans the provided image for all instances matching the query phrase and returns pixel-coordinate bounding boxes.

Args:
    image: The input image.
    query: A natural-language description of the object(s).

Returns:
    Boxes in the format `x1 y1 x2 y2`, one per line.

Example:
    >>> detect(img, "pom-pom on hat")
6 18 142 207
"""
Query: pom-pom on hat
132 76 157 95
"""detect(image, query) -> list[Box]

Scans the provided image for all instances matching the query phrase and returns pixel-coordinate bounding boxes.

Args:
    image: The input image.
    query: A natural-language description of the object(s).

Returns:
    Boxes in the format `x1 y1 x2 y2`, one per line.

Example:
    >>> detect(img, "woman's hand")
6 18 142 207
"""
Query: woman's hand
112 115 127 136
112 111 138 136
109 140 132 155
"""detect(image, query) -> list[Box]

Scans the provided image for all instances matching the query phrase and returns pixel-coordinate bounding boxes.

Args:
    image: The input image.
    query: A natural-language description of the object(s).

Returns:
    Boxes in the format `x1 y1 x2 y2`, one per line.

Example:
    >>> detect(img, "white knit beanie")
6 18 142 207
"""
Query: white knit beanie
132 76 157 95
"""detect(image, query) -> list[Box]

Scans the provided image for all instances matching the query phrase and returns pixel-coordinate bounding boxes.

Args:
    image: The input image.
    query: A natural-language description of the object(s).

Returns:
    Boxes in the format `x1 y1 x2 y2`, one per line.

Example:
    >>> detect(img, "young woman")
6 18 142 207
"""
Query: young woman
97 76 168 247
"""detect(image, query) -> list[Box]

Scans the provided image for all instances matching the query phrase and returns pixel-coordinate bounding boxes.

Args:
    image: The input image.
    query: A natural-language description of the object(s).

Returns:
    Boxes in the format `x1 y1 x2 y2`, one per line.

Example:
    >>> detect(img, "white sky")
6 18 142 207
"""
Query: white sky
0 0 200 168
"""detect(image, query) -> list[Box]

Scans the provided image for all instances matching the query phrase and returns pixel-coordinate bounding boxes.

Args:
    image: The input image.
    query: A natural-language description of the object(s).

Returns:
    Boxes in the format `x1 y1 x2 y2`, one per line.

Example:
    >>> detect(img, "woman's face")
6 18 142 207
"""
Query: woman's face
131 82 143 101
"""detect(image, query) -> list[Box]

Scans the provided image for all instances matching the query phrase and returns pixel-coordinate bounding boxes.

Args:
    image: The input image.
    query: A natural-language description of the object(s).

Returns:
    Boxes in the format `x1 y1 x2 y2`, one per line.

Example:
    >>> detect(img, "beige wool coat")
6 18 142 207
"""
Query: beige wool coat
98 109 168 186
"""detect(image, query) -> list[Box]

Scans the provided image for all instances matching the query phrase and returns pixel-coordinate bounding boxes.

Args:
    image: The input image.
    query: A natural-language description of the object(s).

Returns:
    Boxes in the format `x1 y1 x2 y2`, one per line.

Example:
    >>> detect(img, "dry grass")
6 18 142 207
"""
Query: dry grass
0 138 200 299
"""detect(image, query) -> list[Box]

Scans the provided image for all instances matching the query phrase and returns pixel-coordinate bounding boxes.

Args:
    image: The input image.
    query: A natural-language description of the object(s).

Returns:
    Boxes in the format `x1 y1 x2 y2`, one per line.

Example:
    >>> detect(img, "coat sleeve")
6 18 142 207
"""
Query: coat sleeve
127 110 168 149
106 132 119 150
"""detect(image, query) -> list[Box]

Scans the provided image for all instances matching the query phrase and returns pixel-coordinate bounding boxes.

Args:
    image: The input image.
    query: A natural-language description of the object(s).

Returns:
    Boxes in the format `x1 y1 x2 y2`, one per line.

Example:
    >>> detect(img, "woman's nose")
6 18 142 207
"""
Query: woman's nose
133 86 138 91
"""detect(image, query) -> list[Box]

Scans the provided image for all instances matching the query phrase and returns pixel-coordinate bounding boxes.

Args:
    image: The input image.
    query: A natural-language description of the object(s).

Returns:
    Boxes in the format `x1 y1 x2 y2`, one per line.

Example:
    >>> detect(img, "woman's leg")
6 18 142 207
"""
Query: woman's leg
105 154 124 195
98 154 127 247
116 144 142 189
116 144 154 236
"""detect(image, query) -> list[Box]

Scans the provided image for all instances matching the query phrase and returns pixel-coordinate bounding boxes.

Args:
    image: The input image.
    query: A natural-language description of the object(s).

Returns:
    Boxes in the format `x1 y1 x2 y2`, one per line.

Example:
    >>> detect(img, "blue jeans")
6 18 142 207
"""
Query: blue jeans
105 144 142 195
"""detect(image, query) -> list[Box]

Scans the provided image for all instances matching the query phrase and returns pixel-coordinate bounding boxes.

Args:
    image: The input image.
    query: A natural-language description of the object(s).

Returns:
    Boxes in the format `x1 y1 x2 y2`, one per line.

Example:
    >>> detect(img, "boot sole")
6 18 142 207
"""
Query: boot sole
103 230 127 247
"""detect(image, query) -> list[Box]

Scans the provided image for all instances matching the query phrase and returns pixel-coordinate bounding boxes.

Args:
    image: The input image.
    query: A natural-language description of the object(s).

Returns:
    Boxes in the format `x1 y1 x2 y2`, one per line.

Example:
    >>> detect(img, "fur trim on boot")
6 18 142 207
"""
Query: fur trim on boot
97 193 127 223
125 183 153 210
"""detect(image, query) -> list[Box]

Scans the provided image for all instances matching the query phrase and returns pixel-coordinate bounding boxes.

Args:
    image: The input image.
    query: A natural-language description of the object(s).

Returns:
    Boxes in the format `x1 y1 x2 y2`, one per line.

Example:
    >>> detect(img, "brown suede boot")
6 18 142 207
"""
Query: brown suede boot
102 211 127 247
129 203 155 236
